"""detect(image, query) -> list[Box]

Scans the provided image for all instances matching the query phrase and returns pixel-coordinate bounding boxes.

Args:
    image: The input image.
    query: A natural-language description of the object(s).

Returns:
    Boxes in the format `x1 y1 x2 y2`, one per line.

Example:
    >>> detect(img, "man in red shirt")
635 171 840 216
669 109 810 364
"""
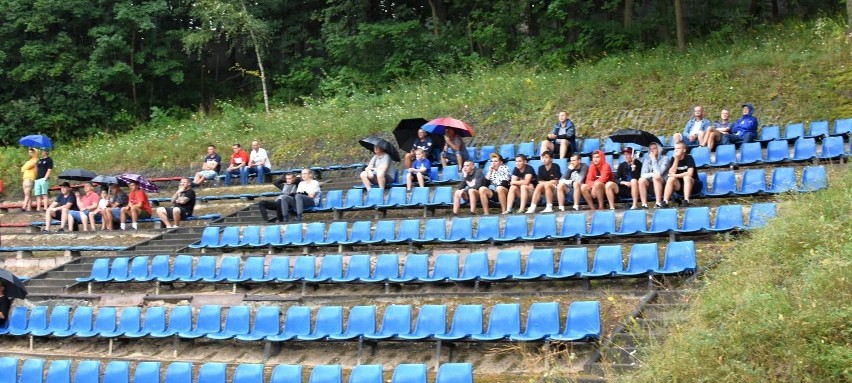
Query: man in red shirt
120 181 152 230
223 143 250 185
580 150 616 210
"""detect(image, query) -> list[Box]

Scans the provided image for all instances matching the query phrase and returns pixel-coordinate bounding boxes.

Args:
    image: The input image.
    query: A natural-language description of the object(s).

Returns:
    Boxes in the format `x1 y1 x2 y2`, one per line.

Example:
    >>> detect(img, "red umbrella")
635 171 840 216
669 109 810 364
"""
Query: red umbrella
422 117 475 137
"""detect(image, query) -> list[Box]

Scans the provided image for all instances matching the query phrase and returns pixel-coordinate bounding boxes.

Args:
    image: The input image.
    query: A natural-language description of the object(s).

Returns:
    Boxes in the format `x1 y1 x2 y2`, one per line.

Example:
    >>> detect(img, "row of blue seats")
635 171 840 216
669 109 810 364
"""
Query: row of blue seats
188 204 775 249
690 138 846 169
701 166 826 196
29 213 221 228
0 301 601 343
0 357 472 383
76 241 697 287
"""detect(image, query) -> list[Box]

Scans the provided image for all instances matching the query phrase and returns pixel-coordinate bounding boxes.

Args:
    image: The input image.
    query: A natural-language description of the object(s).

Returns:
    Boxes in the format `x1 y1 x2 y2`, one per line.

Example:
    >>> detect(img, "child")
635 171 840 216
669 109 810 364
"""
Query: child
406 149 431 191
88 189 110 231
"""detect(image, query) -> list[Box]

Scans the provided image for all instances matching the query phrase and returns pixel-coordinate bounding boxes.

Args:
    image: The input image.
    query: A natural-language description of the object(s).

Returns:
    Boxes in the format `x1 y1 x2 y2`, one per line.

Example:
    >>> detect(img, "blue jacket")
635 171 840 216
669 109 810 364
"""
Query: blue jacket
732 103 759 137
682 118 711 137
551 120 576 139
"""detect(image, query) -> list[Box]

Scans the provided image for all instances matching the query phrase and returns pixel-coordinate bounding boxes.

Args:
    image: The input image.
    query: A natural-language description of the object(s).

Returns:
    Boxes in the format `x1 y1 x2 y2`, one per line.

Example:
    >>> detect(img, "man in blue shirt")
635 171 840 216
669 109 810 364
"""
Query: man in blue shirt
725 103 759 144
43 181 78 232
673 106 710 147
192 145 222 187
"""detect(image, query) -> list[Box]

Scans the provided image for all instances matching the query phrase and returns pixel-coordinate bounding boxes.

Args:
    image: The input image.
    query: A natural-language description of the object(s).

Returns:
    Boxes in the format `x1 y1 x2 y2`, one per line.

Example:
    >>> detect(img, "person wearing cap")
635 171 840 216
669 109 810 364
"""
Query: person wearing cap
20 148 38 211
43 181 78 232
478 153 511 215
704 109 734 152
539 111 577 159
526 150 562 213
726 103 759 144
119 181 152 229
611 147 643 209
557 154 589 211
68 182 100 231
662 141 703 207
34 148 54 212
505 154 537 214
673 106 710 147
580 150 616 210
453 160 484 215
638 142 671 208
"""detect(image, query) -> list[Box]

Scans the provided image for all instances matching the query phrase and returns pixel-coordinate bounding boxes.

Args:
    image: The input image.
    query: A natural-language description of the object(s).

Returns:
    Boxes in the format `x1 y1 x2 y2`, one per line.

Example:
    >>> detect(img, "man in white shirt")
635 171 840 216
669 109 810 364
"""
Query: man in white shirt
247 140 272 184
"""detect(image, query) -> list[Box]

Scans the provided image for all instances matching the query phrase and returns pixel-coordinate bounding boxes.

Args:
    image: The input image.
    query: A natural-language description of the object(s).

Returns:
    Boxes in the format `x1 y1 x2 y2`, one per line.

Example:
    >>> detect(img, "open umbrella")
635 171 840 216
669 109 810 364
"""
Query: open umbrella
608 129 662 148
91 175 127 186
57 169 98 181
421 117 476 137
393 118 445 154
19 134 54 149
0 268 28 299
117 173 159 193
359 136 401 162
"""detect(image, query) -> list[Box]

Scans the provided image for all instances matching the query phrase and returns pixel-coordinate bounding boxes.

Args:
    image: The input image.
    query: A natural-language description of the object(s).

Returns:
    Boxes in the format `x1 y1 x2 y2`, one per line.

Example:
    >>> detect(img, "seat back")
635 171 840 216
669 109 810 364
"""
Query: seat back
237 226 261 246
819 136 845 159
240 257 266 281
349 364 383 383
430 186 453 205
714 205 744 231
165 306 193 334
197 363 227 383
713 144 736 166
282 306 312 337
291 256 317 280
710 171 736 195
195 226 220 247
396 219 421 242
74 361 101 383
133 362 161 383
420 218 447 241
833 118 852 135
483 303 521 337
192 256 218 280
649 209 678 233
529 214 557 238
103 361 130 383
364 188 384 207
618 210 647 234
233 364 263 383
192 305 222 335
221 306 251 336
472 216 499 241
269 365 302 383
490 251 521 279
45 360 71 383
281 223 304 245
459 252 489 279
681 207 711 232
555 248 589 277
690 146 710 168
791 137 817 160
261 225 282 246
739 169 767 194
560 213 587 237
784 122 805 140
758 125 780 141
106 257 130 281
249 306 282 337
738 142 763 164
800 166 827 191
302 222 326 244
440 165 460 182
769 167 796 193
343 189 364 208
499 144 516 160
589 211 616 235
624 243 660 274
748 203 776 228
764 140 789 162
266 256 291 280
429 254 460 280
372 254 401 280
501 215 529 240
436 363 473 383
217 226 241 247
564 301 602 341
216 256 241 280
399 254 429 280
312 306 344 338
446 305 483 338
522 249 555 278
342 254 372 280
320 190 343 209
343 305 376 337
163 362 192 383
139 307 167 334
391 364 427 383
807 120 829 137
20 358 46 383
590 246 623 275
447 217 473 241
385 187 407 206
376 305 412 336
659 241 697 274
316 255 343 280
309 365 342 383
371 220 397 243
410 305 447 337
520 302 560 339
408 187 430 205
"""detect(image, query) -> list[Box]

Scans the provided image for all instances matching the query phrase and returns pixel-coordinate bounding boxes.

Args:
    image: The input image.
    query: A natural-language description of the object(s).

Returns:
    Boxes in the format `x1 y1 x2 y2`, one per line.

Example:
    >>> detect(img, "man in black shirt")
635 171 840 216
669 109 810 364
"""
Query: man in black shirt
505 154 537 214
156 178 196 228
34 149 54 212
526 151 562 213
43 182 78 232
611 147 643 209
662 142 703 207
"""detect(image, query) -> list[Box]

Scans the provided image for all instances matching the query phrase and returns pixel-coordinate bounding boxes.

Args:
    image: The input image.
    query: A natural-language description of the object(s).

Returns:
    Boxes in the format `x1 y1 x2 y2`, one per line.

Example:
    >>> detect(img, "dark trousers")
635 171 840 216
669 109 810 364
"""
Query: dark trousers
281 194 315 220
257 199 285 222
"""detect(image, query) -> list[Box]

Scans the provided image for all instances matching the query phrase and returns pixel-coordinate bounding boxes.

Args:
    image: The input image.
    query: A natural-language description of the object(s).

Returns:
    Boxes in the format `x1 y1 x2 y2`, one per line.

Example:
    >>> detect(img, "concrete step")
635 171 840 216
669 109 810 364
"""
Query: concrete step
25 278 73 288
24 286 65 295
45 270 88 279
60 263 93 272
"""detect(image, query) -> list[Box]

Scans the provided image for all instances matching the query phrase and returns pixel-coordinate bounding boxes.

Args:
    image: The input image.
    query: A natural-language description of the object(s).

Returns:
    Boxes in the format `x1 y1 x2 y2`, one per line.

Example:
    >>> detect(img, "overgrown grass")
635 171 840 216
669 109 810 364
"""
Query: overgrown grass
627 166 852 383
0 17 849 196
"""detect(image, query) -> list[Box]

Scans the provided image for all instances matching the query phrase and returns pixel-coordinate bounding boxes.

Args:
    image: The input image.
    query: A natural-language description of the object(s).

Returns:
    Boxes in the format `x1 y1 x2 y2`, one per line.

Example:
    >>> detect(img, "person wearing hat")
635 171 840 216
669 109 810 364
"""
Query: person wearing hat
34 148 54 212
477 152 511 215
43 181 78 232
726 103 759 144
611 147 643 209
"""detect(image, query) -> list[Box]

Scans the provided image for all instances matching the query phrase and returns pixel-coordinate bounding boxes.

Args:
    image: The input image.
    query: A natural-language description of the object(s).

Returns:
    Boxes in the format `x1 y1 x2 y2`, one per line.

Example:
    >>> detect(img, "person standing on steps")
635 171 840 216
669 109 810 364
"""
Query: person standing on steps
34 149 54 212
20 148 38 212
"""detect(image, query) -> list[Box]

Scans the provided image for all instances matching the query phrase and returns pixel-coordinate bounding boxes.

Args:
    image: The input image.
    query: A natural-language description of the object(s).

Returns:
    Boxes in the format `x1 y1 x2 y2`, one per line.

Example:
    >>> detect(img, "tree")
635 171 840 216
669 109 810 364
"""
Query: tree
674 0 686 51
624 0 634 29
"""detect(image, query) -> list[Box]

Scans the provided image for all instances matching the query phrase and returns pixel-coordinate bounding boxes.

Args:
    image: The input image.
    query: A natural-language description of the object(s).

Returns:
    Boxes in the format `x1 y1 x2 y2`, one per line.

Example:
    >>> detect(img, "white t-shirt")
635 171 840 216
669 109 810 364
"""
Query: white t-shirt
249 148 271 168
689 120 704 136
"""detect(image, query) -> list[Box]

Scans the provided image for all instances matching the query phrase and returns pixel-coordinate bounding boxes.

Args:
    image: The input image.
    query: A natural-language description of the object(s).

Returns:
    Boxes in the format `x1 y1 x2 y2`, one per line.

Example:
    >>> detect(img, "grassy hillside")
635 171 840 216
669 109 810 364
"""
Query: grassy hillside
0 17 850 192
628 166 852 383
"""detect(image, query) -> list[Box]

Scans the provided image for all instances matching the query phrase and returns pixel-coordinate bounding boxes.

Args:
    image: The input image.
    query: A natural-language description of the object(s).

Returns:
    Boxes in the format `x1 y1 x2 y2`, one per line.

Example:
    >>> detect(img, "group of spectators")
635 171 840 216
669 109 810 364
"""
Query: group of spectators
191 140 272 187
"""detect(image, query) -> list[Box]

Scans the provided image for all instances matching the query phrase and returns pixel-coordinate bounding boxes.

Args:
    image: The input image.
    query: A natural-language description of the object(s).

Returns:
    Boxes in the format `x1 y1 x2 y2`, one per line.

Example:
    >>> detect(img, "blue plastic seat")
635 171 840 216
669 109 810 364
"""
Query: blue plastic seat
10 305 47 336
522 214 557 241
75 258 111 283
657 241 697 274
766 167 797 194
468 216 499 243
603 138 621 154
495 215 528 242
362 187 385 208
364 305 412 340
618 243 660 276
705 171 736 197
646 208 678 235
124 306 166 338
712 205 744 232
20 358 46 383
175 255 213 283
305 255 343 283
832 118 852 136
236 226 261 247
790 137 817 162
514 249 554 280
614 209 647 236
546 248 588 279
177 305 221 339
400 187 429 207
206 305 251 340
435 305 483 341
799 166 827 192
518 142 536 158
436 363 473 383
510 302 560 341
257 225 283 247
690 146 710 168
441 217 472 243
499 144 516 160
414 218 447 243
554 213 586 239
806 120 830 138
550 301 601 341
382 187 408 208
30 305 71 337
264 256 291 282
584 246 623 277
471 303 521 341
349 364 384 383
579 138 600 155
188 226 220 249
0 306 29 336
100 307 142 338
338 189 364 211
103 361 130 383
45 359 71 383
267 306 311 341
105 257 130 282
397 304 447 340
584 211 616 238
736 169 767 196
74 361 101 383
439 165 460 183
293 222 325 246
315 189 343 211
763 140 790 164
235 306 281 341
0 357 17 382
756 125 780 143
133 362 160 383
308 365 342 383
206 226 240 249
481 250 521 281
361 254 401 283
388 254 429 283
52 306 93 338
818 136 846 160
328 305 375 341
451 252 489 282
206 255 241 283
478 146 496 162
677 207 711 234
297 306 343 341
269 365 302 383
232 257 267 283
331 254 371 282
279 256 316 282
138 255 170 282
746 203 776 229
737 142 763 165
231 364 263 383
197 363 226 383
712 144 736 167
337 220 371 245
427 186 453 206
363 220 395 244
278 223 305 246
419 254 459 282
783 123 805 142
394 219 422 244
391 364 427 383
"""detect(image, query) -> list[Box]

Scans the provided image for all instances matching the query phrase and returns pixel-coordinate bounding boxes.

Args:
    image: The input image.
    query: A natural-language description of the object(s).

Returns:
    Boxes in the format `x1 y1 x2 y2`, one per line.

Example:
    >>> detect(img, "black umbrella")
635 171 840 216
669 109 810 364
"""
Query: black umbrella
392 118 446 153
0 268 27 299
57 169 98 181
608 129 662 147
359 136 401 162
91 175 127 186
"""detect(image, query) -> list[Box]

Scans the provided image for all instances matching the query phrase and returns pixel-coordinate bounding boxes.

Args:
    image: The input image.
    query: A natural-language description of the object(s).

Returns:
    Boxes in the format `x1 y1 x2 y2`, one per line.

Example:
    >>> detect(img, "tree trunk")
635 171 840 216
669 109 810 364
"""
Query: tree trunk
624 0 634 29
130 30 137 106
427 0 440 37
674 0 685 51
847 0 852 33
242 2 270 114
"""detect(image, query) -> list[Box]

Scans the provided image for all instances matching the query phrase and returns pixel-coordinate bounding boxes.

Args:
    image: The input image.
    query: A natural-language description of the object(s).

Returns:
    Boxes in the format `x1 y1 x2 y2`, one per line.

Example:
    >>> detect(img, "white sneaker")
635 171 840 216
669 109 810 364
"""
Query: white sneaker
525 205 537 214
502 210 511 215
541 206 553 213
558 206 565 212
572 205 580 211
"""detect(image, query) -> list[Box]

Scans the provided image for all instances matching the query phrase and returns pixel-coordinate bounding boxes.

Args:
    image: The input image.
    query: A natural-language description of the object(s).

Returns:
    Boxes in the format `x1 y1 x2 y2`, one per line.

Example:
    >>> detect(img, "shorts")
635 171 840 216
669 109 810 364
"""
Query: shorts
441 149 470 164
198 170 218 180
68 210 90 223
408 173 430 183
683 135 700 145
34 179 49 196
163 207 190 220
22 179 34 192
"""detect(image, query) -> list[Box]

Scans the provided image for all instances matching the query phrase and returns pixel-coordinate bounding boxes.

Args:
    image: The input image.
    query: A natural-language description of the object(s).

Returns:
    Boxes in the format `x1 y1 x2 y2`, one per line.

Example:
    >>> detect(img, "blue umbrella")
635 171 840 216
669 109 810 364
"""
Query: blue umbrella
19 134 54 149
